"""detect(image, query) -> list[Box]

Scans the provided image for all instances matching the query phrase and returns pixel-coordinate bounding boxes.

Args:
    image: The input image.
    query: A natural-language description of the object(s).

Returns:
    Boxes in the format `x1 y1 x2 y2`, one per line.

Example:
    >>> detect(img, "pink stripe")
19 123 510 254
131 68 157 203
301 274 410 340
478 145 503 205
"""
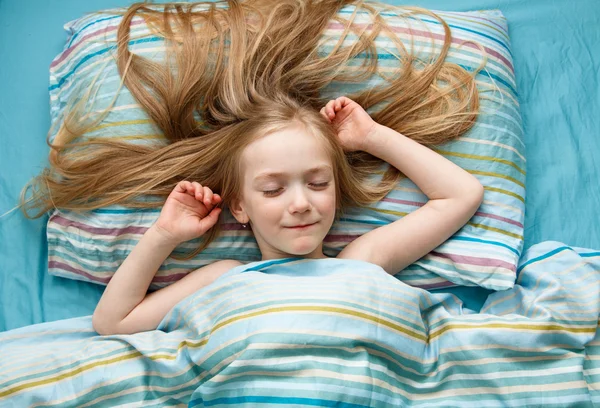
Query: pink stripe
430 250 516 271
52 17 512 74
50 214 250 235
326 235 514 270
49 260 109 284
415 280 455 290
220 223 247 231
475 211 523 228
329 22 514 72
50 209 520 240
381 197 424 207
49 258 457 289
51 19 145 68
324 235 359 243
381 198 523 228
50 214 148 236
49 260 190 284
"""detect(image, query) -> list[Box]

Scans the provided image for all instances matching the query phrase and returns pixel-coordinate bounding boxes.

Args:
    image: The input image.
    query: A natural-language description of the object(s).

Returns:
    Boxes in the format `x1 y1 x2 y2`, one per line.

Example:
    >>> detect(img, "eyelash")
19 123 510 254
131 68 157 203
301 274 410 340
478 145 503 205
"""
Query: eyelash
263 182 330 197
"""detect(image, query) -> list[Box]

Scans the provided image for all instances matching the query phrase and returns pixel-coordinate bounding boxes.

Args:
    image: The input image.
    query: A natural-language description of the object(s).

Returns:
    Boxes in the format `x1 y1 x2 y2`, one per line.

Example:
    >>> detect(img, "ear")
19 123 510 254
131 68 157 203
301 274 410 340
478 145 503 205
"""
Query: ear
228 198 250 225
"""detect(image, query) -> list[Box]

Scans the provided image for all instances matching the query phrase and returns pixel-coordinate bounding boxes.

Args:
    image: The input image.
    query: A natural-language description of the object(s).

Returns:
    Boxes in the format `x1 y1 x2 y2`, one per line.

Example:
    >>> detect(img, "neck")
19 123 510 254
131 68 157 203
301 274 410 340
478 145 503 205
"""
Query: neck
260 246 328 261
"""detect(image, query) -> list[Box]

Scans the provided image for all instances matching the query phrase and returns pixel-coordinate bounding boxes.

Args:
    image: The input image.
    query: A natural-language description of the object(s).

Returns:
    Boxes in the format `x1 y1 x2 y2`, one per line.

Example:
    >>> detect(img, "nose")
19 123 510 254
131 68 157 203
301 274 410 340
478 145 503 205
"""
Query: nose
288 185 311 214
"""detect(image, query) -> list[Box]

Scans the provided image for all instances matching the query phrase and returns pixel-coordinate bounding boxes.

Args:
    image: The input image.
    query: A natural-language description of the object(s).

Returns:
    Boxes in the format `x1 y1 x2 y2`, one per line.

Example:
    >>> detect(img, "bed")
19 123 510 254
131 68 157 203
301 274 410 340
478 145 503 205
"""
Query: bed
0 0 598 405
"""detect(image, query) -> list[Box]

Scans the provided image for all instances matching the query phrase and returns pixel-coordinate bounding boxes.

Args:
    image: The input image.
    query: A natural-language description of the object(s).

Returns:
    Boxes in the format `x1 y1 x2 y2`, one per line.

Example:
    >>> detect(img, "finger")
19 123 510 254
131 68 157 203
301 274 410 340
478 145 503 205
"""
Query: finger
320 107 331 123
180 181 194 195
203 186 213 208
189 182 202 201
197 207 222 234
191 181 202 197
339 96 352 108
326 100 336 118
212 193 221 204
328 99 336 111
174 181 187 193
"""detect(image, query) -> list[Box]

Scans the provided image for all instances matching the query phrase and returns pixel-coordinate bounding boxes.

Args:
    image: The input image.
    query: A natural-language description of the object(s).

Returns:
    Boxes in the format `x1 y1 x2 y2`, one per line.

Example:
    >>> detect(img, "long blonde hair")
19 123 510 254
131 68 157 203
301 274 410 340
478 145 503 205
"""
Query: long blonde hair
19 0 481 259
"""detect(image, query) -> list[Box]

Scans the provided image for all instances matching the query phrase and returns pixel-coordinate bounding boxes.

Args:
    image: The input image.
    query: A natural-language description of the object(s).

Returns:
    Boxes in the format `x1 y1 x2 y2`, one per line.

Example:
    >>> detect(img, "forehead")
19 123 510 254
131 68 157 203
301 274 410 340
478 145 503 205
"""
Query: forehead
241 126 332 177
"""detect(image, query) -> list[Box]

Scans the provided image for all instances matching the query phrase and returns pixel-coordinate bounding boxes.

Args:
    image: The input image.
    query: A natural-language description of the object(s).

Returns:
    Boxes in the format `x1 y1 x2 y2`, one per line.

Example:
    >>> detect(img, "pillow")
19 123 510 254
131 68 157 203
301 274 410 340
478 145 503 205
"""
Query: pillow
46 3 525 291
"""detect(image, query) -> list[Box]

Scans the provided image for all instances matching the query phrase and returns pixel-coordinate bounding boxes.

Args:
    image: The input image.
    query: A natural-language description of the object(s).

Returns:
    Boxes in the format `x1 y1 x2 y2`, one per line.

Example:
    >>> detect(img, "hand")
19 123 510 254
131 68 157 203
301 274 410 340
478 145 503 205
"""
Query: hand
320 96 378 152
154 181 222 245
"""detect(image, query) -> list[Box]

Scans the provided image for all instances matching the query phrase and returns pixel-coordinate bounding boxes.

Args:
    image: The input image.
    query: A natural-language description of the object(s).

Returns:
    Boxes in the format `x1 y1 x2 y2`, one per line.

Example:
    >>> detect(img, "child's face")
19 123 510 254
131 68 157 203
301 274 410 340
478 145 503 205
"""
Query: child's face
236 124 337 260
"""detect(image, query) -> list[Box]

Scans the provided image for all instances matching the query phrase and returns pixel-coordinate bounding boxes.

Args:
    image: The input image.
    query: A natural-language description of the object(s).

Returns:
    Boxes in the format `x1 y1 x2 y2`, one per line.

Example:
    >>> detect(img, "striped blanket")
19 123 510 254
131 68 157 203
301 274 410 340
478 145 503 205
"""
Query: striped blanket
1 241 599 407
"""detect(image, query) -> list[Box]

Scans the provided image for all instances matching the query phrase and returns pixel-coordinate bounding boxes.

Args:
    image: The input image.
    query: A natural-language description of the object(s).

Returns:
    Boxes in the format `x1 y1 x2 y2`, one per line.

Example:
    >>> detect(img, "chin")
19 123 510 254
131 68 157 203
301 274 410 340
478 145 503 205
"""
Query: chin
287 240 319 256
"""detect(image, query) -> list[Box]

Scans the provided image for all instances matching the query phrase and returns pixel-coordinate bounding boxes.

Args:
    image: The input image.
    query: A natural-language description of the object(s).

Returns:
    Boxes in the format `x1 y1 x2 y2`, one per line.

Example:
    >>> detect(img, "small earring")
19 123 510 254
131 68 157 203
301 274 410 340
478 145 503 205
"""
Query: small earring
242 223 248 229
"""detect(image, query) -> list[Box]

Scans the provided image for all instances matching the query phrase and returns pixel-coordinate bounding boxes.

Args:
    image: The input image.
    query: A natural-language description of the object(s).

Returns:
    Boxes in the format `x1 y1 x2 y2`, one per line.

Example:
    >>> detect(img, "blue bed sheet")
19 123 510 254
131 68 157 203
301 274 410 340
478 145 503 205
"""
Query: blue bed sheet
1 0 599 332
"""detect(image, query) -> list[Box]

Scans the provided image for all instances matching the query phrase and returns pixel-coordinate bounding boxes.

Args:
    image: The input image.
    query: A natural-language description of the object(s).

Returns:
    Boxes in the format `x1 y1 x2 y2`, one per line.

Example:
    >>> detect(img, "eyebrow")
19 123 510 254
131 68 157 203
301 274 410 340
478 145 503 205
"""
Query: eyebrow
253 165 333 183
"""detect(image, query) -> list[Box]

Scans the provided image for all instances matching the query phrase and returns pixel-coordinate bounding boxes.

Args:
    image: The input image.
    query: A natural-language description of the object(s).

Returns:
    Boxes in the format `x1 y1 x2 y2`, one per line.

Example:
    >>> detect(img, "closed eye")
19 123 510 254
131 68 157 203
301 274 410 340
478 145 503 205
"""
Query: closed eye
263 182 329 197
263 188 283 197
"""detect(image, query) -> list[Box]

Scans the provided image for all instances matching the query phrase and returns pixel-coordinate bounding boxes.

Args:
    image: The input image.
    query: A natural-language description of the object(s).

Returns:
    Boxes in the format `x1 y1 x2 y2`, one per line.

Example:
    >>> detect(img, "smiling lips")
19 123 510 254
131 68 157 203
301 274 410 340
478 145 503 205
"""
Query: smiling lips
285 222 317 229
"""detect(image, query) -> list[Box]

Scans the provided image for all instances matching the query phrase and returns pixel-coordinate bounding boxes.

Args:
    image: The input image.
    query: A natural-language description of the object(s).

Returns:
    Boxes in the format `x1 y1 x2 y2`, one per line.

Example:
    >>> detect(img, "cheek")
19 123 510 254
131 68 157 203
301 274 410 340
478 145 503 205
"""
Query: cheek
316 190 337 215
252 196 284 222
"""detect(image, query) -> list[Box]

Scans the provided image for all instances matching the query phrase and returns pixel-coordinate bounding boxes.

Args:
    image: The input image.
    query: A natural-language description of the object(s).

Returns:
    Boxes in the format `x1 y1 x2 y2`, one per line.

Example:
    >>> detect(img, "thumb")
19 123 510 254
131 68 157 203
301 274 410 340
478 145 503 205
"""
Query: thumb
196 207 222 234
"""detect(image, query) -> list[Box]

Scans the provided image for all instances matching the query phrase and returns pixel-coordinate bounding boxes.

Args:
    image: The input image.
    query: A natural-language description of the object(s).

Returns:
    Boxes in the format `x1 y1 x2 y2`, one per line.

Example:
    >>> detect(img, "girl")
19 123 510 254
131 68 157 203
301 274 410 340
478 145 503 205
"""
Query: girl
92 95 483 335
15 0 484 333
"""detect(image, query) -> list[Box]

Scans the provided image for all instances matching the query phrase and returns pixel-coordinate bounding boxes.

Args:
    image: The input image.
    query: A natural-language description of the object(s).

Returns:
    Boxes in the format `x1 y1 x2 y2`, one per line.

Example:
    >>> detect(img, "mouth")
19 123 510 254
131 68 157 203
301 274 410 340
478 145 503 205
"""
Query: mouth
285 222 318 230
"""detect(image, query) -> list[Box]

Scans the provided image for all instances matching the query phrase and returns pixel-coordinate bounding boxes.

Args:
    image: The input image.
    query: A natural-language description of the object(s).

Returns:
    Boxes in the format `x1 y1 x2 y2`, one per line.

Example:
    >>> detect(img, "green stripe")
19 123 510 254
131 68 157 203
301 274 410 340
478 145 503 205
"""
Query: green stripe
484 186 525 204
211 305 428 342
469 169 525 188
433 148 526 176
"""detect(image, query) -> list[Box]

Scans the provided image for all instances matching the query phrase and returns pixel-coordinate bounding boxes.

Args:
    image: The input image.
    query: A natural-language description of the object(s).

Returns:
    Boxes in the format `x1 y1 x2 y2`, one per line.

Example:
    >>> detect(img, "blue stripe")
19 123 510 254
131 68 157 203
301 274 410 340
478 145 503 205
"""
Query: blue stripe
517 246 571 274
53 24 515 96
330 51 516 95
194 396 371 407
452 236 520 255
417 16 511 55
49 37 163 91
67 15 122 47
51 42 514 95
336 9 512 56
90 207 161 214
461 64 516 95
243 258 302 272
337 217 386 225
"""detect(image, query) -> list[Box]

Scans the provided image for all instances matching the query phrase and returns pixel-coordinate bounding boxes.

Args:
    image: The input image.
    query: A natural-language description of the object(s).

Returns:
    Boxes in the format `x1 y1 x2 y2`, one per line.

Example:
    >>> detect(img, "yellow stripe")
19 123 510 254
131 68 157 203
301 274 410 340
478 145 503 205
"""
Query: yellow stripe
1 301 427 398
115 134 165 141
211 305 427 342
460 137 526 162
0 338 208 399
438 12 510 43
88 119 153 132
467 221 523 240
366 207 408 217
365 207 523 240
469 170 525 188
376 168 525 190
484 186 525 203
3 314 593 398
430 323 596 339
0 351 141 399
433 148 526 176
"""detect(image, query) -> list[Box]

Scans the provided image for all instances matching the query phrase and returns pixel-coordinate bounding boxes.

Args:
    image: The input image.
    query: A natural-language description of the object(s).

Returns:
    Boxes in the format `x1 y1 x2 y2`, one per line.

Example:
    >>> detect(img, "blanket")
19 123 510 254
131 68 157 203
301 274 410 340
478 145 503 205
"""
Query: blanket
1 241 599 407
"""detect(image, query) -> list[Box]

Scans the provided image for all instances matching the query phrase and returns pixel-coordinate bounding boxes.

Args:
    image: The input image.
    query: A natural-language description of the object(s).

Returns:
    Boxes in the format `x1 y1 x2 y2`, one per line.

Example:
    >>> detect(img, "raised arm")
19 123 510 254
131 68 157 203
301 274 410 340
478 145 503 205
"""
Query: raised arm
322 97 484 274
92 181 239 335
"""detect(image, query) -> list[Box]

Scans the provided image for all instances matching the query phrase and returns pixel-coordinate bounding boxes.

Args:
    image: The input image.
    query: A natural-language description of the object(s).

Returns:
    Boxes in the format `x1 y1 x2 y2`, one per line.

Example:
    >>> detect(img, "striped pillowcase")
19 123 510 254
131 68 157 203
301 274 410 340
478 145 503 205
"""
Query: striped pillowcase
47 4 525 291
